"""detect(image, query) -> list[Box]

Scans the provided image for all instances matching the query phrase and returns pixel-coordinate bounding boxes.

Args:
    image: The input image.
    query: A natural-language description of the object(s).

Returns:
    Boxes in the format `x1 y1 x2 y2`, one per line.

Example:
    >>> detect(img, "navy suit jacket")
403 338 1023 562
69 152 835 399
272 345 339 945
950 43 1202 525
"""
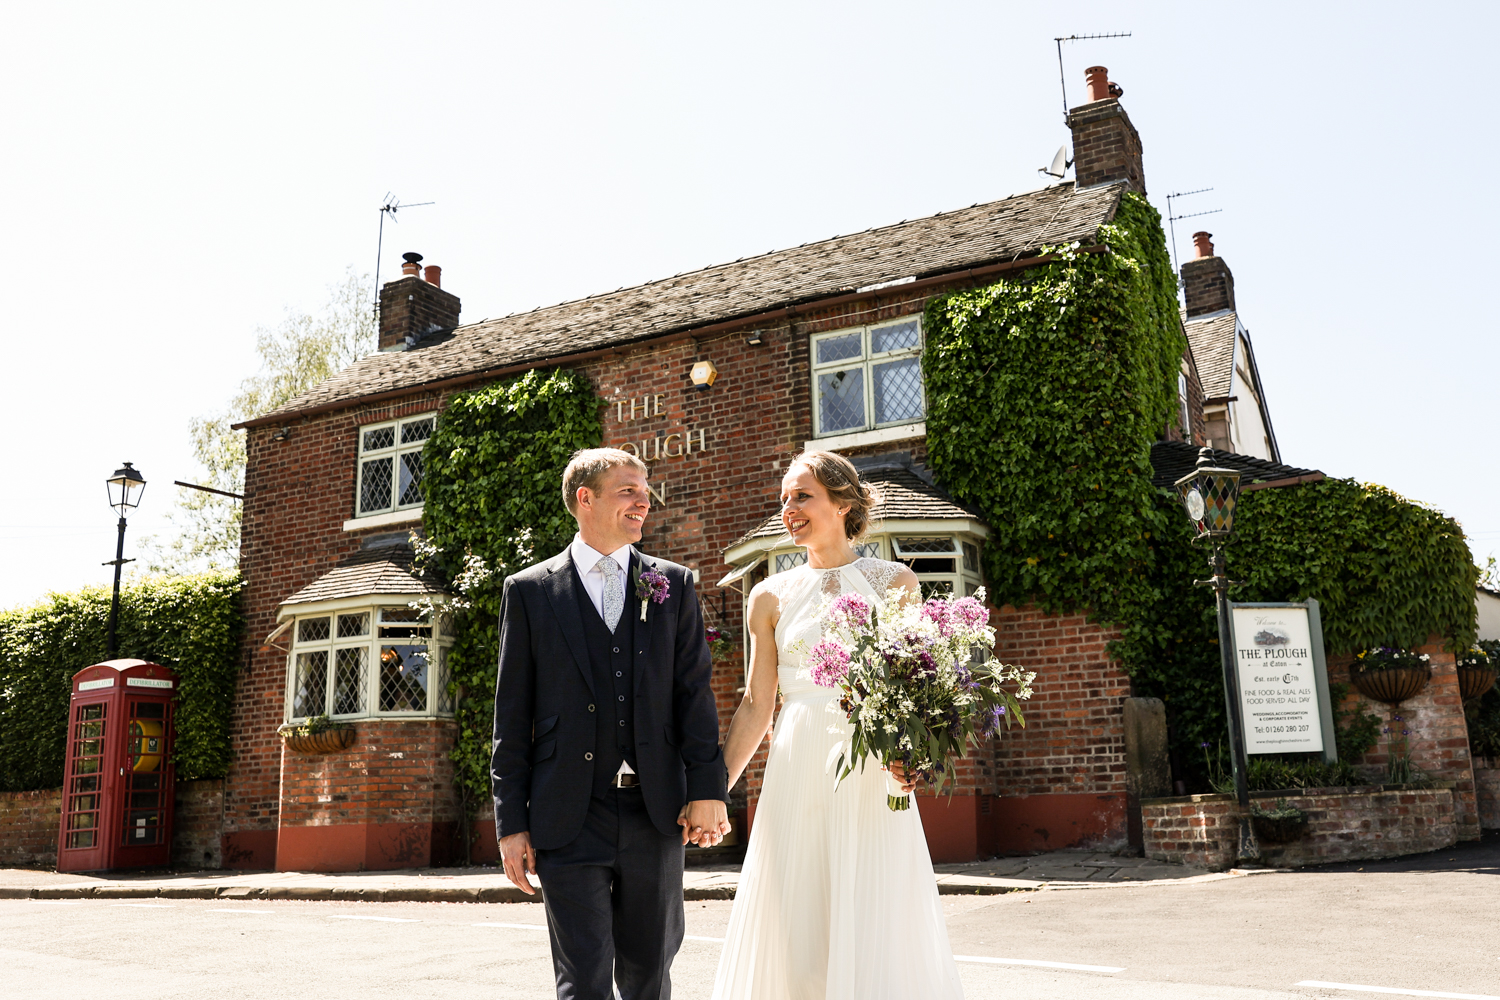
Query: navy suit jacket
490 548 727 849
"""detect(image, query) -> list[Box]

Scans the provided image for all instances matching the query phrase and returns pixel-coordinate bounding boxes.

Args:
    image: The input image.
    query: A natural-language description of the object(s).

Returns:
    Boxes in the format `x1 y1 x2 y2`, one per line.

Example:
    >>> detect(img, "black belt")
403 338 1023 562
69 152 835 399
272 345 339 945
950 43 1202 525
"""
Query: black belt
611 772 640 789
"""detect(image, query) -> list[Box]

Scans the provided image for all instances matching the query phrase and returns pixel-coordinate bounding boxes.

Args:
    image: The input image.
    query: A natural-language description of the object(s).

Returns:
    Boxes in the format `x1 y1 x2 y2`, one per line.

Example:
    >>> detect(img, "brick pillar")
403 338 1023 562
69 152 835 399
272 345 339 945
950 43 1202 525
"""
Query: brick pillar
1182 232 1237 318
1068 89 1146 194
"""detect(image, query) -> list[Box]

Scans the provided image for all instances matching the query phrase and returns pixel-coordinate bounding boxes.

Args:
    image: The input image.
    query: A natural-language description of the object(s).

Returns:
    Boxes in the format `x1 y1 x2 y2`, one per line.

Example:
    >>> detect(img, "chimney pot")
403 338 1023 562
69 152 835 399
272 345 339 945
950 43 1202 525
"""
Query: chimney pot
1085 66 1111 103
1192 232 1215 258
401 251 423 278
423 265 441 288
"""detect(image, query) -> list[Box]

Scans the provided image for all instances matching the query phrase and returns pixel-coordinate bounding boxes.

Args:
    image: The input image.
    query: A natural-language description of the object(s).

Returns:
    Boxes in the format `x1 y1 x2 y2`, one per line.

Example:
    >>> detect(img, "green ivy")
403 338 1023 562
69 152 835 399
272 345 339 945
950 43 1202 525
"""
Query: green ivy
921 191 1479 790
420 368 602 838
923 192 1183 623
0 572 243 792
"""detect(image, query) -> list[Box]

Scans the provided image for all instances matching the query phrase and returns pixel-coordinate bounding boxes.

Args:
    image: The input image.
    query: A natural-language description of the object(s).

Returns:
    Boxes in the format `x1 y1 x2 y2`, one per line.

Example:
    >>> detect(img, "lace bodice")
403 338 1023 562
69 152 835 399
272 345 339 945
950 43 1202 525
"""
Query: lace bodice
761 558 908 698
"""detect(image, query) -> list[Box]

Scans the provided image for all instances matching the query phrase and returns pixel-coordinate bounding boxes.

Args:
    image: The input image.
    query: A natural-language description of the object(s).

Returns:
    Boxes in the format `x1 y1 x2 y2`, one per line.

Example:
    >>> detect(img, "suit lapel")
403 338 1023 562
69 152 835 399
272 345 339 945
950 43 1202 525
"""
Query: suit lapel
541 549 595 698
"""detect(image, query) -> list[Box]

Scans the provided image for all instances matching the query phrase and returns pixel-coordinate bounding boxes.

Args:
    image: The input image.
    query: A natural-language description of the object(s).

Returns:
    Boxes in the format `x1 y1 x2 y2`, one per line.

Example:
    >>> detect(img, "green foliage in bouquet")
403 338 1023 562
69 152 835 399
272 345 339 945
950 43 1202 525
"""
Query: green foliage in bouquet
418 368 602 844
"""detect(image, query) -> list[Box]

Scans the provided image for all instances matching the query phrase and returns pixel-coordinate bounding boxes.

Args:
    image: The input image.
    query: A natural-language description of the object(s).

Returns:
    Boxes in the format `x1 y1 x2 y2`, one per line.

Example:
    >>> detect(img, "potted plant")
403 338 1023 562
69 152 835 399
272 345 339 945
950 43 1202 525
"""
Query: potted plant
1350 647 1432 705
1456 645 1496 703
1250 798 1308 842
278 713 356 755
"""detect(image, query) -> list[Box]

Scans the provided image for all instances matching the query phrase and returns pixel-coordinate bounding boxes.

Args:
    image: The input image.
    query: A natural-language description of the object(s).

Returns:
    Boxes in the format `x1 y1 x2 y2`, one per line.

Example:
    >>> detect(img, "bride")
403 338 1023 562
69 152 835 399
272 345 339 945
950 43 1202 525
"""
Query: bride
711 450 965 1000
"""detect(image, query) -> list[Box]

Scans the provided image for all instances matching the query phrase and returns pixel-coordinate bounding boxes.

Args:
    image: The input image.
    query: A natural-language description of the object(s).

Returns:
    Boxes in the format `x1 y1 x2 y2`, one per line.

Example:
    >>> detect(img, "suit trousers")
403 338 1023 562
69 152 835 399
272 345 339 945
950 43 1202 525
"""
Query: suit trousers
536 787 685 1000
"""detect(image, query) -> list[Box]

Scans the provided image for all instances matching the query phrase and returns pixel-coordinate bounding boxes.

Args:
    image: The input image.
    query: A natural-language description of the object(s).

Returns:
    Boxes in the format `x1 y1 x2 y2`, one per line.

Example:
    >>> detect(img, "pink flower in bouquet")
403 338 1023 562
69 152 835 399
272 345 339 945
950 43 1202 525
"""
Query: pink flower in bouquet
827 592 872 631
951 596 989 631
809 639 853 688
921 598 957 636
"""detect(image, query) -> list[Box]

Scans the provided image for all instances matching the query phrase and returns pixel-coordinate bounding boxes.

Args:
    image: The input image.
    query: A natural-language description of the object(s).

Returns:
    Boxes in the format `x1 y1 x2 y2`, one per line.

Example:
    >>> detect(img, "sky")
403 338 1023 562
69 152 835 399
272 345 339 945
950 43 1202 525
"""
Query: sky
1 2 1496 610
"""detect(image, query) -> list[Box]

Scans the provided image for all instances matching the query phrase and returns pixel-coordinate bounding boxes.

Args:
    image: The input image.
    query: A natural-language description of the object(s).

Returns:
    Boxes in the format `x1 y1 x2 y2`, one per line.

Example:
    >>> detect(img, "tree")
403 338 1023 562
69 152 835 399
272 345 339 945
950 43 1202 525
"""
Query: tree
145 269 374 572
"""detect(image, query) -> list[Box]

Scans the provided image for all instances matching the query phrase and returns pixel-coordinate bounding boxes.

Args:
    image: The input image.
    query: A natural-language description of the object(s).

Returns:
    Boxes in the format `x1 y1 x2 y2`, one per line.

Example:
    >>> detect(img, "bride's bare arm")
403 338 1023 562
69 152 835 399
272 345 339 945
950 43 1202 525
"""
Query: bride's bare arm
722 586 781 790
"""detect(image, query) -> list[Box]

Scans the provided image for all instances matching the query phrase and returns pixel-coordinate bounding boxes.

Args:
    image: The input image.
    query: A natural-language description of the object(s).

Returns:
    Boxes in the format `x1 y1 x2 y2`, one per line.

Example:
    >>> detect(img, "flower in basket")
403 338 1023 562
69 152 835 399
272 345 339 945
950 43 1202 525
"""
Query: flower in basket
1456 645 1493 670
635 565 670 621
1353 646 1431 672
705 623 736 661
807 584 1035 811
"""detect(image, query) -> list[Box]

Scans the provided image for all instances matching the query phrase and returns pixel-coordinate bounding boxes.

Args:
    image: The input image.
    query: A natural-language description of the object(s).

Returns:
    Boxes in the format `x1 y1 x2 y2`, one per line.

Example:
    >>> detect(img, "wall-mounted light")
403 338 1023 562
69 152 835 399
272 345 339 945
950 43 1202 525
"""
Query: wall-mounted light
690 360 719 391
745 330 765 347
271 427 291 442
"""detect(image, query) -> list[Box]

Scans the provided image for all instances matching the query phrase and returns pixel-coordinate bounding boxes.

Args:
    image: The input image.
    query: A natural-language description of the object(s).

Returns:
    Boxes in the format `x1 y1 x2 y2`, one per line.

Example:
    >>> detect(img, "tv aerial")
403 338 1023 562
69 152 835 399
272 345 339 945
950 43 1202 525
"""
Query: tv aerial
1054 32 1132 118
1165 187 1223 275
372 193 435 318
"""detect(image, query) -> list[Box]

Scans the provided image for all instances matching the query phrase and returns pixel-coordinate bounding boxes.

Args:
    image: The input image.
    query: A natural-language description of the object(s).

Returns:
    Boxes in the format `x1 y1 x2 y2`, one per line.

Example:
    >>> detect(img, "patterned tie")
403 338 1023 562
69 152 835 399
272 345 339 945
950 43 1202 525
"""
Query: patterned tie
598 555 624 633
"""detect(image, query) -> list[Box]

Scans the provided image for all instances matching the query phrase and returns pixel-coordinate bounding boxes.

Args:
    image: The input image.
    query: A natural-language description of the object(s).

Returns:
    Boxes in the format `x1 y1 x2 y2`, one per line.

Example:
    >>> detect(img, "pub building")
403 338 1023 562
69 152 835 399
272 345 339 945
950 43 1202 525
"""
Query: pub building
227 67 1310 870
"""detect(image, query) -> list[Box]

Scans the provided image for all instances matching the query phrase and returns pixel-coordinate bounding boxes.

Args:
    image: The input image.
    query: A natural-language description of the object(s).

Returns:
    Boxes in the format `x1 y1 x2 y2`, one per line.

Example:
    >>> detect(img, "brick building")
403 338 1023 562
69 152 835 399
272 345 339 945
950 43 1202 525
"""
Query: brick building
221 67 1313 869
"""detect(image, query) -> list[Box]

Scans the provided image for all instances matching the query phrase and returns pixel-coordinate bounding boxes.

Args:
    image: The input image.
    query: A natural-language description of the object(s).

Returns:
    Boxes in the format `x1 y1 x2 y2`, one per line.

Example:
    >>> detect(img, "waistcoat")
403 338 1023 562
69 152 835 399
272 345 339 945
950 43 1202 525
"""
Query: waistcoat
574 563 638 795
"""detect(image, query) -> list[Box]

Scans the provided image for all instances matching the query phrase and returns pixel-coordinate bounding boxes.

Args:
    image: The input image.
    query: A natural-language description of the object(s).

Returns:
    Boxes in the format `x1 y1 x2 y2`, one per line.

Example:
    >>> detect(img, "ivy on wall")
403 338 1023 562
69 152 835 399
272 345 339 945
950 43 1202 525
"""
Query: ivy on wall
922 191 1184 624
419 368 602 828
921 190 1480 788
0 572 243 792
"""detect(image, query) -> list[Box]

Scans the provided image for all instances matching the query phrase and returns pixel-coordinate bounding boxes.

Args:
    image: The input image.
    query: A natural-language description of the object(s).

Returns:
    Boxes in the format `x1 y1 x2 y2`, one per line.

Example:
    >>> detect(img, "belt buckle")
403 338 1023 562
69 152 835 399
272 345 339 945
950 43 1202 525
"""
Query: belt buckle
612 772 639 789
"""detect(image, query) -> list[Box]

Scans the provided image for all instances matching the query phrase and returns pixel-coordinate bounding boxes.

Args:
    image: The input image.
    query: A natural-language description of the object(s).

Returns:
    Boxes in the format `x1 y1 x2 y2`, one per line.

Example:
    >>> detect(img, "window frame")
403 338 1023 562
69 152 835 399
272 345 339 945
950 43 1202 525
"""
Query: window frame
763 532 982 598
810 316 925 439
355 414 436 520
1177 372 1191 438
283 602 454 723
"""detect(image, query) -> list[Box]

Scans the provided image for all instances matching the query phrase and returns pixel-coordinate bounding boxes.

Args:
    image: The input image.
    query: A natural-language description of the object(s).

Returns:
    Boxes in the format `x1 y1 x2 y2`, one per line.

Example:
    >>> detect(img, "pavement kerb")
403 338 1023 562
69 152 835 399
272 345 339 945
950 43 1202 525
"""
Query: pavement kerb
0 867 1285 903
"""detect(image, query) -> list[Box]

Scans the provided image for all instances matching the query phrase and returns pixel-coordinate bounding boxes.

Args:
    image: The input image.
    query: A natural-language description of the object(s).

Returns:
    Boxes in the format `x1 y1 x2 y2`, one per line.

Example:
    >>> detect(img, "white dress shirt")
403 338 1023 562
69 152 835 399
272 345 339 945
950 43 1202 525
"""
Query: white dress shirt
568 533 637 776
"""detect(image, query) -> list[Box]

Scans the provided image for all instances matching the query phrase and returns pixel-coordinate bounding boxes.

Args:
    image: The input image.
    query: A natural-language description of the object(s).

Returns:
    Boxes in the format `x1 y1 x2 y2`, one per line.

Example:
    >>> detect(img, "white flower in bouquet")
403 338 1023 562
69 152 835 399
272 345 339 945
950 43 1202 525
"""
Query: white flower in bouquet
806 586 1035 811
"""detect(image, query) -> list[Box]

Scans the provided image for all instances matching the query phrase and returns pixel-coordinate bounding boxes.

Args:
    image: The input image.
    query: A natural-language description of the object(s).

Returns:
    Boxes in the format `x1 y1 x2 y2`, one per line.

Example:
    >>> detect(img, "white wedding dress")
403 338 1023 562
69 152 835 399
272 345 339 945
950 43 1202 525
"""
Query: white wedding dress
711 558 965 1000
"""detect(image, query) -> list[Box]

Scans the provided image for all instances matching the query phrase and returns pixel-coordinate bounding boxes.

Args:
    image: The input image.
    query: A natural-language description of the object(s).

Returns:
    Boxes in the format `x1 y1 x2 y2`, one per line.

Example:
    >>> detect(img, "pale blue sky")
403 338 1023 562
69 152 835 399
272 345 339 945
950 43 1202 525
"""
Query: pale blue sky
2 2 1495 610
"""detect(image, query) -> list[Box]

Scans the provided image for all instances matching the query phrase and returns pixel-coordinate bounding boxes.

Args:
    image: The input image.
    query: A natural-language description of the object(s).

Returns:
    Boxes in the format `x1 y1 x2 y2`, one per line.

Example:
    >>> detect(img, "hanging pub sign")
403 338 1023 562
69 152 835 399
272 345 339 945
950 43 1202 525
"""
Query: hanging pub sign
1226 600 1338 763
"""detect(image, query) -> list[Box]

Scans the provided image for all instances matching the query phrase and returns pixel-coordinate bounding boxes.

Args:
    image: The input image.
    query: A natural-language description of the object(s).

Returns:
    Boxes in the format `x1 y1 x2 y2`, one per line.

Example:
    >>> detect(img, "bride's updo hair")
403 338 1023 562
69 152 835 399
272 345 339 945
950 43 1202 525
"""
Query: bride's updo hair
789 450 879 540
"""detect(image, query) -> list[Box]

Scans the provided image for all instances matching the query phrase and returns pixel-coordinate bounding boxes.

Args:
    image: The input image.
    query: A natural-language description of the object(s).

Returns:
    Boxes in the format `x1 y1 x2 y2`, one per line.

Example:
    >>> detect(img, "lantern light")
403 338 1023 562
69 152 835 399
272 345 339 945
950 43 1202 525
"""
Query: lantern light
106 462 147 517
1173 448 1242 540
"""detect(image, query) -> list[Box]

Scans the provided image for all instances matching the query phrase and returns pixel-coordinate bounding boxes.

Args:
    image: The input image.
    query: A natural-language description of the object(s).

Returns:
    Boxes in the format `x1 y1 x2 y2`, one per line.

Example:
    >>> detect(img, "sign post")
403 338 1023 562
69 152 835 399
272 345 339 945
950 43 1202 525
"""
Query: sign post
1226 599 1336 765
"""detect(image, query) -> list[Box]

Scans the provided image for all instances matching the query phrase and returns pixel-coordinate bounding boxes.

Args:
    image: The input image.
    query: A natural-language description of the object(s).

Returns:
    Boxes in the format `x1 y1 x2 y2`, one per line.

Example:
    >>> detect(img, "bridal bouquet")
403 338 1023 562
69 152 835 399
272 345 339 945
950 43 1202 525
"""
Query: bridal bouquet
809 586 1035 811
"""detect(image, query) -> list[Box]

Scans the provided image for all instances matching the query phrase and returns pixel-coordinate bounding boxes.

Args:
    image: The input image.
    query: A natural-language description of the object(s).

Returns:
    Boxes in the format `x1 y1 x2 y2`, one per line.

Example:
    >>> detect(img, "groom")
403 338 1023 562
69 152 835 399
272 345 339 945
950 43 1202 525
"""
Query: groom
492 447 730 1000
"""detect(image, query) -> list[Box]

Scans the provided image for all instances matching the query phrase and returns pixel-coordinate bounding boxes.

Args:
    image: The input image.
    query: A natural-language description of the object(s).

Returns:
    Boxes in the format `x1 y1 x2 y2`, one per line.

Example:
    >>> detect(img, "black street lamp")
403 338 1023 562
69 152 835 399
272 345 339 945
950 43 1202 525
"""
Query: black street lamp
1173 447 1260 861
104 462 147 659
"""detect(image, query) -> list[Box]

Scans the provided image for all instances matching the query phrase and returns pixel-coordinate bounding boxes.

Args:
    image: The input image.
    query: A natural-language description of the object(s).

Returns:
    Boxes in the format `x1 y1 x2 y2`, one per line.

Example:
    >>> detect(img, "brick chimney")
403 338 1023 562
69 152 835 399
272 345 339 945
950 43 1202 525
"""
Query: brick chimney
1067 66 1146 194
379 252 461 352
1180 232 1237 318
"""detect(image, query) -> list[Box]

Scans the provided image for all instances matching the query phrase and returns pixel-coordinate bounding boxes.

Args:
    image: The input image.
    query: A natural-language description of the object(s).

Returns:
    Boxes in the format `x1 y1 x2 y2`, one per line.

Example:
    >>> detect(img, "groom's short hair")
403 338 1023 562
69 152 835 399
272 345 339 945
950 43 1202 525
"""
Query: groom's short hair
562 448 650 517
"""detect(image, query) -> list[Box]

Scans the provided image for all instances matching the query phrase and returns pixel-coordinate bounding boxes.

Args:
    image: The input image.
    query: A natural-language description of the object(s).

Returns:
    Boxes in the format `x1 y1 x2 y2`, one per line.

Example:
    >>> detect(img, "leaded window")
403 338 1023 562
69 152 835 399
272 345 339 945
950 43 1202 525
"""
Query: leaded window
285 604 452 721
356 415 435 518
763 534 982 598
811 317 925 437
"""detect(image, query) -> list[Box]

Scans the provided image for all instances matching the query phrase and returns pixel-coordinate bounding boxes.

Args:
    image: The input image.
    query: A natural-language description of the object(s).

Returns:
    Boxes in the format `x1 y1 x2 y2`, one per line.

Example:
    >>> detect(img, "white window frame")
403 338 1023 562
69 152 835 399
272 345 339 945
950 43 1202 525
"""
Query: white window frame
283 602 454 723
355 414 437 520
1177 372 1191 438
763 532 982 598
810 316 925 438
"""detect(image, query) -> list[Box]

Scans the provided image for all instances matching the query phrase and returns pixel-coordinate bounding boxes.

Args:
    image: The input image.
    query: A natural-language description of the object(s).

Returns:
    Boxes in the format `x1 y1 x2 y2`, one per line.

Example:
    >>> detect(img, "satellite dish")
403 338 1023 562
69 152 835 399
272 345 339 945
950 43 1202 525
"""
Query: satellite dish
1038 145 1073 180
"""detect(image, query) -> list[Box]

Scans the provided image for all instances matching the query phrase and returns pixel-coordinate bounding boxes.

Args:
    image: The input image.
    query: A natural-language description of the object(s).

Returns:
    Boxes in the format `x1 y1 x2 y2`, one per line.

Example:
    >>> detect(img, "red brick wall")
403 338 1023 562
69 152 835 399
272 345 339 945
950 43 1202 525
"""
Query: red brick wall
1328 639 1479 840
172 779 224 869
1069 99 1145 194
0 788 60 867
1143 786 1458 871
1181 256 1236 319
378 274 462 351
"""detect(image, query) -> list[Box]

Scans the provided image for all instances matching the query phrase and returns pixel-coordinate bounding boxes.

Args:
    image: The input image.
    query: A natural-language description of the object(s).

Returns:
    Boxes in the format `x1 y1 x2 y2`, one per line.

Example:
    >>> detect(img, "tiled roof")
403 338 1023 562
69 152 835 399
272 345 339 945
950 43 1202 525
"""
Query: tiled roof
731 459 980 550
256 183 1126 421
1185 311 1236 399
1149 440 1320 490
279 544 447 607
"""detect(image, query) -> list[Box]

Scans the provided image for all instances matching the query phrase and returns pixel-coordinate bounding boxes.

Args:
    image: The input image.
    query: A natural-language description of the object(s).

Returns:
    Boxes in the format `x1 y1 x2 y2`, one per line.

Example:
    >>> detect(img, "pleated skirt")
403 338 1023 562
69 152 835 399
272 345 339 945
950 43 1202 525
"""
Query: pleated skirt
711 689 965 1000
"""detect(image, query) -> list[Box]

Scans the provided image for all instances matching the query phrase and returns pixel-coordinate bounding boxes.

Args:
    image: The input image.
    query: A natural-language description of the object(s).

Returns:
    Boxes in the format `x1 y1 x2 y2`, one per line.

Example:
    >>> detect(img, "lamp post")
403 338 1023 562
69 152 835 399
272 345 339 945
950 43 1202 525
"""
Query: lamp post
104 462 147 659
1173 447 1259 861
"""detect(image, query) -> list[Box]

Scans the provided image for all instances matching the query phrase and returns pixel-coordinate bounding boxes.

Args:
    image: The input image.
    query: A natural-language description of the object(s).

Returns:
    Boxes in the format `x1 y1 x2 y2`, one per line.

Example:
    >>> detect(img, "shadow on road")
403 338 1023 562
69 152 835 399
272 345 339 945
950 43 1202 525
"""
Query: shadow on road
1301 828 1500 875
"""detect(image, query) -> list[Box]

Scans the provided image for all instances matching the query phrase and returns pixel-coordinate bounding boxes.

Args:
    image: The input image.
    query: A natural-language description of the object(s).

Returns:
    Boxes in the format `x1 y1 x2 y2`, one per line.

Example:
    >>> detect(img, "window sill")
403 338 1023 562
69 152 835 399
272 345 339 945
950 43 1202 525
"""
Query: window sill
343 508 424 533
804 421 925 453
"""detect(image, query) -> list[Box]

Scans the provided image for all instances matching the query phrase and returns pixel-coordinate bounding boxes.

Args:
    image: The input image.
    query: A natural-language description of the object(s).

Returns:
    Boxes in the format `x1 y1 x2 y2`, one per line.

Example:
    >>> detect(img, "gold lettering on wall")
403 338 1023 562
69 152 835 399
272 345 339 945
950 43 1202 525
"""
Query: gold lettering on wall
616 428 708 461
616 394 667 423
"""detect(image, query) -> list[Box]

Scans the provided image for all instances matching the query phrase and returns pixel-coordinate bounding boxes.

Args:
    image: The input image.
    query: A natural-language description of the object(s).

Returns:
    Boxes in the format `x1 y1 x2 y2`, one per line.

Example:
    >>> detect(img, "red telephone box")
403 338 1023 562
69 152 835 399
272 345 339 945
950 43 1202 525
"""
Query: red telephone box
57 659 178 873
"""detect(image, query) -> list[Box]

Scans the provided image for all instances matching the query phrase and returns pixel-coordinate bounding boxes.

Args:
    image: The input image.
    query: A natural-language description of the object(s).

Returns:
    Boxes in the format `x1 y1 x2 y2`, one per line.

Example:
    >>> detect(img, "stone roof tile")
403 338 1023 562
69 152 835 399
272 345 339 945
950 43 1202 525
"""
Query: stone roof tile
1185 312 1236 400
280 544 447 607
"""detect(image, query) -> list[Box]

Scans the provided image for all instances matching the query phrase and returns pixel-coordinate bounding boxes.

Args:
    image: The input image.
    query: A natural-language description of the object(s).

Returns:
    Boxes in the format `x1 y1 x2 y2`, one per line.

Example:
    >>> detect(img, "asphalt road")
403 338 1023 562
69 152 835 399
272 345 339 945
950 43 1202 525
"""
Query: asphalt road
5 840 1499 1000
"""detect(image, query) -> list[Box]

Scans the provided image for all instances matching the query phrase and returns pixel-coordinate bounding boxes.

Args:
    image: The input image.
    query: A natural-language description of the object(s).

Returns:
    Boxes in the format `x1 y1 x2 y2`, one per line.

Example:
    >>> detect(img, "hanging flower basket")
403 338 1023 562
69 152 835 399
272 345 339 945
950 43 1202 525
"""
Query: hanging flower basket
1350 648 1432 706
278 718 356 755
1457 646 1496 702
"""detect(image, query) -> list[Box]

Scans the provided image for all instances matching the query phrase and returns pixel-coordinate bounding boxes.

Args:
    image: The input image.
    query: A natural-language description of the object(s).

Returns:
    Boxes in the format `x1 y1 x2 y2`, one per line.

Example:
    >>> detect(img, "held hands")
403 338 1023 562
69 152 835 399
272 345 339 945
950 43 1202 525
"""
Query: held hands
677 799 731 847
499 831 538 895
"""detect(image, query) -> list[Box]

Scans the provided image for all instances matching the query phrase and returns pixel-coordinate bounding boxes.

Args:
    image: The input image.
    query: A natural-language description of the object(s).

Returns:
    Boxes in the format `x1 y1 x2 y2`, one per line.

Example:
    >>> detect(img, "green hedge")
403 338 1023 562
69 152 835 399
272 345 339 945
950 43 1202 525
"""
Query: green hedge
0 572 243 792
